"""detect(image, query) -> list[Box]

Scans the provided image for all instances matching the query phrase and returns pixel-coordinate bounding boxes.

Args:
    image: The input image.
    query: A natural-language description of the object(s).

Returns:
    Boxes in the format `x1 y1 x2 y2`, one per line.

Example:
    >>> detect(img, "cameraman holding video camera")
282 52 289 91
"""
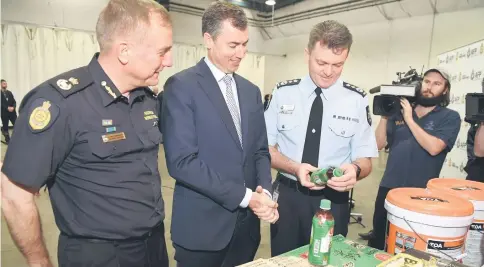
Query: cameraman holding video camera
465 77 484 182
367 68 461 250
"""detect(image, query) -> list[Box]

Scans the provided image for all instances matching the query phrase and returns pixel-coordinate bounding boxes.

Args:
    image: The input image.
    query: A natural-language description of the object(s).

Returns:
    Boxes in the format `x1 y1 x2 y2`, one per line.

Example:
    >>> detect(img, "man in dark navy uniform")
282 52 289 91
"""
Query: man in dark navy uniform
0 1 173 266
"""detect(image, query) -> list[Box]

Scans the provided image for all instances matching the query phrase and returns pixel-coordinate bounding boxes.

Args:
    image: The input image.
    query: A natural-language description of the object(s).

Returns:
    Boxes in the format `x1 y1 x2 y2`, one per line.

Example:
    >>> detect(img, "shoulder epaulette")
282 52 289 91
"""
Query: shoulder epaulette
48 67 93 98
276 79 301 89
343 82 366 98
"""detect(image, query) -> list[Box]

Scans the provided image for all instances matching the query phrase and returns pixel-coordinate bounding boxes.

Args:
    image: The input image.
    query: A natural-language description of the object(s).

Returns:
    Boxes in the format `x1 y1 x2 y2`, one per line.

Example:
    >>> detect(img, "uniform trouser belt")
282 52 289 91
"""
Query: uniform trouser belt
276 173 325 197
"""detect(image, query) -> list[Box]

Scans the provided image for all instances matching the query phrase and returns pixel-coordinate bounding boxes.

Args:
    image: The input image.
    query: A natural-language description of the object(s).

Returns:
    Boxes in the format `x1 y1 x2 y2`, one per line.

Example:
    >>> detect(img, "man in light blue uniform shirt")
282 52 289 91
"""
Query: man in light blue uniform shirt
264 20 378 256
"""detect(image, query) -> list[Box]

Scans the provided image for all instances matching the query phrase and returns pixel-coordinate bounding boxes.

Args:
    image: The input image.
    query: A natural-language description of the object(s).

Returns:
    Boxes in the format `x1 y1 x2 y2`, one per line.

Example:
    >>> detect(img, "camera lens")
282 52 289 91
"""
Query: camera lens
381 96 399 114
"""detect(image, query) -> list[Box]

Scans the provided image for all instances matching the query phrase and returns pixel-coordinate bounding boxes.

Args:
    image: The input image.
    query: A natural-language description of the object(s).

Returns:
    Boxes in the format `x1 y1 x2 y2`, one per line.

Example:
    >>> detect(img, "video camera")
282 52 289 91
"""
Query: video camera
369 67 423 116
465 93 484 123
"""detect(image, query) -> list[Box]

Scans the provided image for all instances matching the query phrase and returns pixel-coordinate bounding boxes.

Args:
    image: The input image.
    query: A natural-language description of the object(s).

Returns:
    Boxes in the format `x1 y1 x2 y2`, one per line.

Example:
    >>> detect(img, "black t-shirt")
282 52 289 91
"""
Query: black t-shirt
465 123 484 182
381 106 461 188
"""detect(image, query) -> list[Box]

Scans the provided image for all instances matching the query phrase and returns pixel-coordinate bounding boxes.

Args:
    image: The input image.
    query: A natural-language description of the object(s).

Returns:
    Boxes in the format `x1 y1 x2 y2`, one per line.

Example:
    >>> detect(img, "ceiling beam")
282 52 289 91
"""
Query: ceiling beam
428 0 438 14
377 5 392 21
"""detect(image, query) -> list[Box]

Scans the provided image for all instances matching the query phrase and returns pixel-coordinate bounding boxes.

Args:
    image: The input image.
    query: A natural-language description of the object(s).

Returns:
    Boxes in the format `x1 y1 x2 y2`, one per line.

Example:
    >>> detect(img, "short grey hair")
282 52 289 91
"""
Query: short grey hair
96 0 171 51
202 1 248 39
308 20 353 53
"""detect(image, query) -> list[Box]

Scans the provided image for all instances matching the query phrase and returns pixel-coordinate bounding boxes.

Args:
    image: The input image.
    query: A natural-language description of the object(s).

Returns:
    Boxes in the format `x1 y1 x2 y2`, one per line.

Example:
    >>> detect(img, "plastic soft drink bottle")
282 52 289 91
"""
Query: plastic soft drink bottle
310 167 344 186
308 199 335 266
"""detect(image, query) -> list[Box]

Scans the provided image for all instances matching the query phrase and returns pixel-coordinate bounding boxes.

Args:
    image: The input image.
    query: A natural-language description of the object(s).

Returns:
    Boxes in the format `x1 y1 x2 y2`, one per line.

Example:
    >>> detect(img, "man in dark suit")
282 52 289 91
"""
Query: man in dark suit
1 79 17 144
157 90 164 133
162 2 279 267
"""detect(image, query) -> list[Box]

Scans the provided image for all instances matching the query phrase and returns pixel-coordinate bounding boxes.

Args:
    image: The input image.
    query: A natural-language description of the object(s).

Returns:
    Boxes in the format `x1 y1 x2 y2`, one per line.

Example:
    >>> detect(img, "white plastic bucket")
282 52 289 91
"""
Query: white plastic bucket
384 188 474 262
427 178 484 267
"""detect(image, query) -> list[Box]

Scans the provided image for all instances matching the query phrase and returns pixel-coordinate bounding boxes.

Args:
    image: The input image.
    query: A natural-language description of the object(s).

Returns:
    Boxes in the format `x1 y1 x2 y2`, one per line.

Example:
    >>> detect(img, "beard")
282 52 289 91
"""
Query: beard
415 90 446 107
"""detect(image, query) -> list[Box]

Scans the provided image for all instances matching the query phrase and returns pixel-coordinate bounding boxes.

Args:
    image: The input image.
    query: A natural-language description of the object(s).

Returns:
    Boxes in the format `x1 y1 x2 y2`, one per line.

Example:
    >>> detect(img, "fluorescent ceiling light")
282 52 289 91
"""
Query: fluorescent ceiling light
265 0 276 6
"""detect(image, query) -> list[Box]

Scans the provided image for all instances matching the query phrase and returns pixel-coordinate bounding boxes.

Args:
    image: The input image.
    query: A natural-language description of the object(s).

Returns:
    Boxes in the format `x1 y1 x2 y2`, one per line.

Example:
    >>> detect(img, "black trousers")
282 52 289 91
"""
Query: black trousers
174 210 260 267
465 158 484 183
1 111 16 138
58 223 169 267
368 186 392 250
270 174 350 257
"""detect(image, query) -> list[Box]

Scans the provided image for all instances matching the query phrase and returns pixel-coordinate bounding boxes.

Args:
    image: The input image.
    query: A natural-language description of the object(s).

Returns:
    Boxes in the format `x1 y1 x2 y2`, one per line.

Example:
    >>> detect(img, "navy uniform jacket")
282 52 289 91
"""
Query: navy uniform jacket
2 54 164 239
162 58 272 251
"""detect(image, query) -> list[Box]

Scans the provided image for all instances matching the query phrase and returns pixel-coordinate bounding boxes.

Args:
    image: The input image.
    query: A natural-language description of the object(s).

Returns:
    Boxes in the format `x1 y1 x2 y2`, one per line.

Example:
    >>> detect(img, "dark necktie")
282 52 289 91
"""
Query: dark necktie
301 87 323 167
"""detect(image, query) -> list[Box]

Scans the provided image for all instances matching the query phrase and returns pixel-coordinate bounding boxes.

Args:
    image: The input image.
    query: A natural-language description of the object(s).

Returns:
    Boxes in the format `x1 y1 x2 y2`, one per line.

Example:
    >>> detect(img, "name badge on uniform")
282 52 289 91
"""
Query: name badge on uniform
280 104 295 114
105 126 116 133
102 132 126 143
102 119 113 126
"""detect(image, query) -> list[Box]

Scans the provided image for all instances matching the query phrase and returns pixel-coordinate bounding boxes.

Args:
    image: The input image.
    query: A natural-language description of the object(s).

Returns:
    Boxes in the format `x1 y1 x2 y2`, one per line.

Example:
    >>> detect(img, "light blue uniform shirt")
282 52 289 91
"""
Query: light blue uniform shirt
264 75 378 181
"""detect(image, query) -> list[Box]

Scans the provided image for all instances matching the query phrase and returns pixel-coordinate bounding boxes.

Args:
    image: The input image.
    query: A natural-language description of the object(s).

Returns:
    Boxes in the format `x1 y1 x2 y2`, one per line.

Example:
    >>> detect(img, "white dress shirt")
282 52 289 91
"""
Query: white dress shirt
204 57 240 112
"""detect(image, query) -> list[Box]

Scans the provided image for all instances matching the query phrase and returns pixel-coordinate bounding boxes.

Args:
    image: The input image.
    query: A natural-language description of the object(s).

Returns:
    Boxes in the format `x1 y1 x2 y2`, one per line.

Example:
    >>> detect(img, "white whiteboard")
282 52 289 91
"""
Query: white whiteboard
437 40 484 178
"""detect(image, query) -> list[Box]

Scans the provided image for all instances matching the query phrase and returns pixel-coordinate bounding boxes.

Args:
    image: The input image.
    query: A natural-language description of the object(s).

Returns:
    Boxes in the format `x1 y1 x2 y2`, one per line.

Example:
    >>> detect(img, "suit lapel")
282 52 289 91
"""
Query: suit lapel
196 59 242 151
234 74 249 154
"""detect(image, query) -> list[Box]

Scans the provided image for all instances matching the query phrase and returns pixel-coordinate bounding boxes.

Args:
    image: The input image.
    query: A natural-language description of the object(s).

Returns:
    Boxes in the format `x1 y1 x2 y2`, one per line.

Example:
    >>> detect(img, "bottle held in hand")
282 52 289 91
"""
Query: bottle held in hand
310 167 343 186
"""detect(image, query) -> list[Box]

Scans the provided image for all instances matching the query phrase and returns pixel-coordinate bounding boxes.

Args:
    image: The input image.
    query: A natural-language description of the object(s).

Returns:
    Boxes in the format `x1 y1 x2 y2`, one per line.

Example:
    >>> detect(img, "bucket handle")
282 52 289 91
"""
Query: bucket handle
402 216 466 263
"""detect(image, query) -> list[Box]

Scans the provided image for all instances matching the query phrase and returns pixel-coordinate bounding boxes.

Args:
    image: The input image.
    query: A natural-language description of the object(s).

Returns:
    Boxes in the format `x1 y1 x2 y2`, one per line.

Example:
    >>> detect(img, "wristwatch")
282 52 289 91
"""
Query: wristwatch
352 163 361 178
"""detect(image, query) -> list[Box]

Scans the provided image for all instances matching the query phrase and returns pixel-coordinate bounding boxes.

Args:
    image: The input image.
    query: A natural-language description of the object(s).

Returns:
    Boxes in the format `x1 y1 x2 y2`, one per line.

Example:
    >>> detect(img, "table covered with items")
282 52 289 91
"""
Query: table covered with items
238 235 392 267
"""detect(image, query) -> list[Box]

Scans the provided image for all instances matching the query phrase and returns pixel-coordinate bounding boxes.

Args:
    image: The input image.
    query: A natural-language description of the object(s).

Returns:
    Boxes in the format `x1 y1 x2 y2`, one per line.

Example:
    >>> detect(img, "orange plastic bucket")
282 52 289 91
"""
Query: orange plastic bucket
427 178 484 266
384 188 474 261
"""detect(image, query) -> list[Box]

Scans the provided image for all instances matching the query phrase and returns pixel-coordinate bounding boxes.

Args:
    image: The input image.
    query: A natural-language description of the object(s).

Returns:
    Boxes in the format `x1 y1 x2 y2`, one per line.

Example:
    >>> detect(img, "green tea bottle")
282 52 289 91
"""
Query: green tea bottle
310 167 343 186
308 199 334 266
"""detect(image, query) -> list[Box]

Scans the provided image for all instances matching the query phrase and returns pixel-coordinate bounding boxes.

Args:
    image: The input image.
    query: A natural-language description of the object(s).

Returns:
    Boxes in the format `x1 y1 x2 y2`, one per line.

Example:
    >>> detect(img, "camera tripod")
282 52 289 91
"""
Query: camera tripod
348 188 366 227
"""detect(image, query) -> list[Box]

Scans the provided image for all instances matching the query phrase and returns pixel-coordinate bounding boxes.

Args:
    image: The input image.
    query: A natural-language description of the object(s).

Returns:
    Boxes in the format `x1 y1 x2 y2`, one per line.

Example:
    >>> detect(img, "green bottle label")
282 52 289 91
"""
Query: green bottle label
310 169 329 185
309 216 335 266
310 167 343 186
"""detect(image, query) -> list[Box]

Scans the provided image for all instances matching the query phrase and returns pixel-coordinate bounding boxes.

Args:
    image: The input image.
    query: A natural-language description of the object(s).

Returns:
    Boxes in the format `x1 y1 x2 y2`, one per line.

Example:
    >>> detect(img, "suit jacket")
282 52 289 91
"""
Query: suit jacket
1 90 16 113
156 91 164 133
162 58 272 251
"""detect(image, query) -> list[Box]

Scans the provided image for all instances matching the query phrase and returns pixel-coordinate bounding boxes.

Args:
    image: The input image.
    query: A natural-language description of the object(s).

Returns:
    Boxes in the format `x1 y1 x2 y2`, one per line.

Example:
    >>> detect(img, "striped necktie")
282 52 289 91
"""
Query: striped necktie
222 75 242 147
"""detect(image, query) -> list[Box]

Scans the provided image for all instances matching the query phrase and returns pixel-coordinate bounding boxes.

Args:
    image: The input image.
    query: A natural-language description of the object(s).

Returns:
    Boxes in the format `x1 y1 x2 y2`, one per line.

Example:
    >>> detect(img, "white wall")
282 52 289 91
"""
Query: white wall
0 0 268 54
262 7 484 126
2 0 484 99
264 7 484 90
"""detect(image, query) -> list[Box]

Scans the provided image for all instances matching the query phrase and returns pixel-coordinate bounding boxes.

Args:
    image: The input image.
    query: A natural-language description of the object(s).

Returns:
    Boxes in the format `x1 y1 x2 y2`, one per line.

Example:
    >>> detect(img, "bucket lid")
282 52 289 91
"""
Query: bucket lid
427 178 484 201
386 188 474 217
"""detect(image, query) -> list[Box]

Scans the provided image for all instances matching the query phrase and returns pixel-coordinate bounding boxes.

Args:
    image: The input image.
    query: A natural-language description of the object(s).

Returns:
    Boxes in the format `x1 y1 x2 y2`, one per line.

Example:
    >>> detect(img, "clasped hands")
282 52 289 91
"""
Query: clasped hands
296 163 357 192
248 186 279 224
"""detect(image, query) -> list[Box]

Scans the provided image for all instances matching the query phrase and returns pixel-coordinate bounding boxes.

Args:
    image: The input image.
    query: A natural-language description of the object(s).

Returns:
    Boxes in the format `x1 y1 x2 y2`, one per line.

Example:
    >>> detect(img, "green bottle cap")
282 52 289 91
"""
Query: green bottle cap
320 199 331 210
333 168 344 177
